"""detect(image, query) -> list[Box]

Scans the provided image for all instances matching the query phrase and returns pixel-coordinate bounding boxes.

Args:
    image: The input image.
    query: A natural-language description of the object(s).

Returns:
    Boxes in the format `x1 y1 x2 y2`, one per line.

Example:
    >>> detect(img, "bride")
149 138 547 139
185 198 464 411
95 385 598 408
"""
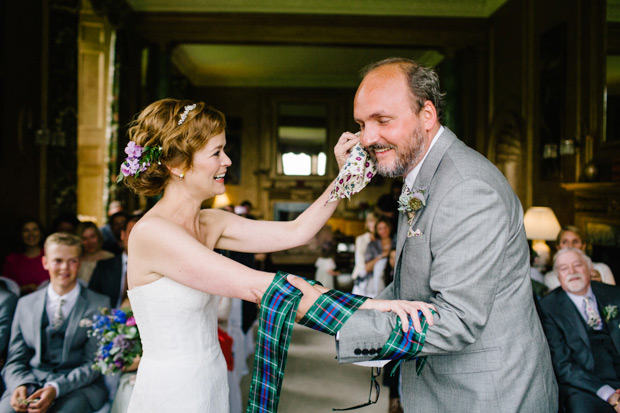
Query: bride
119 98 433 412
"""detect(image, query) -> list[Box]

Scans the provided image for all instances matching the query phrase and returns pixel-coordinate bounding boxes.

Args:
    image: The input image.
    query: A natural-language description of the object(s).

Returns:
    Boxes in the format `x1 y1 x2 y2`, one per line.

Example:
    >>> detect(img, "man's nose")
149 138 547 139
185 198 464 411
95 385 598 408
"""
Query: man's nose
360 128 379 147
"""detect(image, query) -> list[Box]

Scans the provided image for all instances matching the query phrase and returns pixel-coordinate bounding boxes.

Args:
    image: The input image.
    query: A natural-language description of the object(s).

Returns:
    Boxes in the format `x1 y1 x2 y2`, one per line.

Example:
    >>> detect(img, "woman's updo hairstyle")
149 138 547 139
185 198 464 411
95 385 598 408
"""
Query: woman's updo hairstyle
122 98 226 196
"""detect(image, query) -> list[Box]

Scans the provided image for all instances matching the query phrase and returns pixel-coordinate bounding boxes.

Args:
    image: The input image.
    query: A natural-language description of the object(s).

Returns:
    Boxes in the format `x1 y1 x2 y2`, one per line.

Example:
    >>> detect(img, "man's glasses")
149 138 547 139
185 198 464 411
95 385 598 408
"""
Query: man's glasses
332 367 381 411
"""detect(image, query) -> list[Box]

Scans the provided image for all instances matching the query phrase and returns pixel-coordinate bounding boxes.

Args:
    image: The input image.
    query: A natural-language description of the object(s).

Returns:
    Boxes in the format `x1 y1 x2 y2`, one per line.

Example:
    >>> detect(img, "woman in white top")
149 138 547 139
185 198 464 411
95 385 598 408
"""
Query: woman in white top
544 225 615 290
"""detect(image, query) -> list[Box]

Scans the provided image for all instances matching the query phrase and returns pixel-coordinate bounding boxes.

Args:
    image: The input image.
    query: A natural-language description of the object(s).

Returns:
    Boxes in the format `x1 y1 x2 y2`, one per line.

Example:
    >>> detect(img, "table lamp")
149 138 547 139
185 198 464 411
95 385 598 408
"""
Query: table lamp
523 206 561 270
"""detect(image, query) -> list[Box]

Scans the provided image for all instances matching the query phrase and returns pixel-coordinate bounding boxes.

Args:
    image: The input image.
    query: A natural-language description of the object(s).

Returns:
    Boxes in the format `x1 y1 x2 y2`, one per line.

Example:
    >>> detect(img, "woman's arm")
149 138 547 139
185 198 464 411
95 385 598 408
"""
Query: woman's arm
214 133 360 254
128 216 274 303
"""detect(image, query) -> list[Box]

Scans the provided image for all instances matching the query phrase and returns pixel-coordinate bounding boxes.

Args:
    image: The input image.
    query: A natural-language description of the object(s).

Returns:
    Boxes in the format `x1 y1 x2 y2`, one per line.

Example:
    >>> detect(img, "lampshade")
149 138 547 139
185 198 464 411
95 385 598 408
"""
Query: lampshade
212 193 231 209
523 207 561 241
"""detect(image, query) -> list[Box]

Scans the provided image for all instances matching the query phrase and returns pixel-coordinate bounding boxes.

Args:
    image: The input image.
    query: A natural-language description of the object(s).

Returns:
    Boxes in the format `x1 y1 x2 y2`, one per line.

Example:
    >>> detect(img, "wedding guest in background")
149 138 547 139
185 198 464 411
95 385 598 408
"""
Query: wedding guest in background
0 232 109 413
100 212 128 255
1 218 48 295
544 225 616 291
0 280 18 395
363 217 395 298
76 221 114 285
49 212 79 235
540 248 620 412
89 214 142 309
314 241 340 290
374 180 400 229
351 211 377 286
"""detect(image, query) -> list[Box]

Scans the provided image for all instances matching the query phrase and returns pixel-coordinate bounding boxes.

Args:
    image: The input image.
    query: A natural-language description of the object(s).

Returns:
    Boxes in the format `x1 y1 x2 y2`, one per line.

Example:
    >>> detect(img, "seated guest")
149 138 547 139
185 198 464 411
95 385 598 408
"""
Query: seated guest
539 248 620 412
2 218 48 295
89 214 141 309
100 212 128 255
76 221 114 285
544 225 615 291
48 212 79 235
0 280 17 395
0 232 109 413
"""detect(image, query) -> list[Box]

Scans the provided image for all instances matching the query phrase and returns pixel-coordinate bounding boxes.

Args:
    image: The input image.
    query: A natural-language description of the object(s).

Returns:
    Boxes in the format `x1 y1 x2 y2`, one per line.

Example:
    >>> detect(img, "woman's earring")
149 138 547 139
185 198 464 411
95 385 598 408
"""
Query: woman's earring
179 172 184 180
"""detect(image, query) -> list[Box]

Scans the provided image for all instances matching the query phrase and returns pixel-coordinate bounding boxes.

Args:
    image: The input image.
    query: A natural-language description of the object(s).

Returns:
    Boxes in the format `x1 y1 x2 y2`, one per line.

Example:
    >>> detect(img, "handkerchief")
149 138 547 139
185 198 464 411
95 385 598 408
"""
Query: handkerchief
327 143 376 203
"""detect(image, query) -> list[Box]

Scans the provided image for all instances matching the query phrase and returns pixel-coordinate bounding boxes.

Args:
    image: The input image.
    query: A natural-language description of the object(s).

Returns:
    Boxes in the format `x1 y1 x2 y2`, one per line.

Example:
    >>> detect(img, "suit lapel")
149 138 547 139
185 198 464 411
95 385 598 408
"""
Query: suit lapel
393 128 457 297
557 291 591 352
592 283 620 354
33 289 47 358
405 128 457 232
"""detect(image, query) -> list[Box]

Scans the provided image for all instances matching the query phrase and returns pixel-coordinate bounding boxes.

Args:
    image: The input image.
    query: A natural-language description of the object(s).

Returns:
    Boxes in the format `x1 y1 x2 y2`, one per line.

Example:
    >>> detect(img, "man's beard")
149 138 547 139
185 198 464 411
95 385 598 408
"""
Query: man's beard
368 125 426 178
564 273 587 293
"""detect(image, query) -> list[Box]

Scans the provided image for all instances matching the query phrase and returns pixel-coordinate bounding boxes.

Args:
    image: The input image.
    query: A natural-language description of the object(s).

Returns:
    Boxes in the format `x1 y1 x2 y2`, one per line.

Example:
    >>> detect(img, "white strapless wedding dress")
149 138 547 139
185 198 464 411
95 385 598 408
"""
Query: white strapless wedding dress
127 277 229 412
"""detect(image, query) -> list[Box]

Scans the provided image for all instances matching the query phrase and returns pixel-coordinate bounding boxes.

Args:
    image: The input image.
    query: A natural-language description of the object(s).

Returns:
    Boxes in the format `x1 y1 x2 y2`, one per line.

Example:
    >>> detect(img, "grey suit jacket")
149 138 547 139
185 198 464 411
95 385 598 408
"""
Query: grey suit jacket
1 285 109 401
337 128 558 412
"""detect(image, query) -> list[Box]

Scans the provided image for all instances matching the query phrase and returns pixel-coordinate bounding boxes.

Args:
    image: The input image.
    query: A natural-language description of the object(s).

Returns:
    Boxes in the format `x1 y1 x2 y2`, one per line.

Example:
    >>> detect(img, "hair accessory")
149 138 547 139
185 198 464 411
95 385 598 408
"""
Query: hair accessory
117 141 163 182
178 103 197 126
179 172 184 180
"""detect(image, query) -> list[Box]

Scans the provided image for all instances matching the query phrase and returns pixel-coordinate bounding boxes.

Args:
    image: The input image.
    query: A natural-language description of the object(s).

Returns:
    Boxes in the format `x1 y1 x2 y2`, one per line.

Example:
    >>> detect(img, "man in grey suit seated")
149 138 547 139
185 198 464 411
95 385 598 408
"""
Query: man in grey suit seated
0 232 109 413
540 248 620 413
293 57 558 411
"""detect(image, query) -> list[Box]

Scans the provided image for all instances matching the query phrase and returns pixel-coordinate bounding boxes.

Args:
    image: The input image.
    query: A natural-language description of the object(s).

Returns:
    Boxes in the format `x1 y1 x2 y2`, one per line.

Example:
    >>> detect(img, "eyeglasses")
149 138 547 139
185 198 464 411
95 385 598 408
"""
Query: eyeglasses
332 367 381 411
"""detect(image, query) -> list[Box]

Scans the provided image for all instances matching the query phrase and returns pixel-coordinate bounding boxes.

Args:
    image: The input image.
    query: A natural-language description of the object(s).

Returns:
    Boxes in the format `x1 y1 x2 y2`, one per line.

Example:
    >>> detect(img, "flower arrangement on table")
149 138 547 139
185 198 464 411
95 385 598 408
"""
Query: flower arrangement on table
86 307 142 376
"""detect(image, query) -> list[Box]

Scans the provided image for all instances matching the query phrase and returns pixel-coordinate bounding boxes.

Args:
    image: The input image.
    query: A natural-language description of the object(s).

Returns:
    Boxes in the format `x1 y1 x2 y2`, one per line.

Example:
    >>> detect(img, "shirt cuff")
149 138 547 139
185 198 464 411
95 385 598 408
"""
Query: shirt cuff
44 382 59 398
597 385 615 402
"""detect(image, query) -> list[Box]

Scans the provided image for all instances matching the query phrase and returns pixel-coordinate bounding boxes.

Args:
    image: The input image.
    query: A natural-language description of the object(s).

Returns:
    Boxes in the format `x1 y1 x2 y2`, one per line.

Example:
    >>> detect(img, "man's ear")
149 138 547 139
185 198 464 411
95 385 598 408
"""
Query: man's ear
420 100 437 130
41 255 49 271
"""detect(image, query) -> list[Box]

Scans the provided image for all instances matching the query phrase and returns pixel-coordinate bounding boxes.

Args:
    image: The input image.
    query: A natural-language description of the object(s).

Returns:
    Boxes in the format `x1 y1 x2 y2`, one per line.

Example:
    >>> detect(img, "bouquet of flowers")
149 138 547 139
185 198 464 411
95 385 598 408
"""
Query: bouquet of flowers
87 307 142 376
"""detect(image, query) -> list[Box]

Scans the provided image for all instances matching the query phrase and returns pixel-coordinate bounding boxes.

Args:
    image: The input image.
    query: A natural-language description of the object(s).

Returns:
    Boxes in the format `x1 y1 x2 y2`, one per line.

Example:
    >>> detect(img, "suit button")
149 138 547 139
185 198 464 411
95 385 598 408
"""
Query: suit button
361 349 369 355
354 349 362 355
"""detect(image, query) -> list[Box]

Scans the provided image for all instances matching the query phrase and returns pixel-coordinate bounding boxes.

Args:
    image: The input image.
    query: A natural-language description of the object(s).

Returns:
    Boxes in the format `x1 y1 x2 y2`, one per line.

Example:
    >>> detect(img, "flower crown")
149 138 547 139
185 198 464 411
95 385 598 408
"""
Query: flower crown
116 141 163 182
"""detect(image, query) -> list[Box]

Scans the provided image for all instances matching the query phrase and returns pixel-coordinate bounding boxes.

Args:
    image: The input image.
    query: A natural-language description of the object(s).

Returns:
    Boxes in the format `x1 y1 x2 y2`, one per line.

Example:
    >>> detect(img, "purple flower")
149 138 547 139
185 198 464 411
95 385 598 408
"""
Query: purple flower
366 172 373 178
120 162 132 177
114 359 124 369
125 141 143 158
356 157 361 161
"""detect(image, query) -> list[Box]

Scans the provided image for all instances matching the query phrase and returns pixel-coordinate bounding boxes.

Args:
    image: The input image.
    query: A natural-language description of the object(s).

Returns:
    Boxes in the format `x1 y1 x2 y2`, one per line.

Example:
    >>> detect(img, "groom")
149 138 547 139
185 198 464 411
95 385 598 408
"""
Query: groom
292 58 558 411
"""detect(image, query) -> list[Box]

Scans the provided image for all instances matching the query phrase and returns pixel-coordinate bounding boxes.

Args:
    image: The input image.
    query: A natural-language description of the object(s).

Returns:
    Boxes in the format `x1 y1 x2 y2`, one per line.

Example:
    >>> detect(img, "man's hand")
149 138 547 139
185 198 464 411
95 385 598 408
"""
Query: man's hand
608 389 620 412
24 386 56 413
334 131 360 170
10 385 29 412
365 299 436 334
287 275 324 321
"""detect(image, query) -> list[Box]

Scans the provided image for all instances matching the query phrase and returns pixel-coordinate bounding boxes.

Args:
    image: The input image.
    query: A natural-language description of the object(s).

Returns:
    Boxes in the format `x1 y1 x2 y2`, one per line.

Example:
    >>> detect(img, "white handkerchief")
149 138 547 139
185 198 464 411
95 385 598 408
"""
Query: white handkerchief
327 143 376 203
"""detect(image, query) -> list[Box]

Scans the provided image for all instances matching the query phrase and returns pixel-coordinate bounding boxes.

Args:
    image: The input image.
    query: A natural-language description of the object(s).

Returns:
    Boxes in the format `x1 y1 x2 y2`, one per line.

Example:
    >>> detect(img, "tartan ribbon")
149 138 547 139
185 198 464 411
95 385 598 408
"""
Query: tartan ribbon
246 272 367 412
298 289 368 335
372 310 434 376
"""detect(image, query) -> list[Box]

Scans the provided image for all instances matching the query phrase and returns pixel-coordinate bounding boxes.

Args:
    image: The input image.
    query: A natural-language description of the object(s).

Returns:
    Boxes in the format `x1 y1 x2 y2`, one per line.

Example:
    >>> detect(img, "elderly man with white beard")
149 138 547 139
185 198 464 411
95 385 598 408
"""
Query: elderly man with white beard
540 247 620 413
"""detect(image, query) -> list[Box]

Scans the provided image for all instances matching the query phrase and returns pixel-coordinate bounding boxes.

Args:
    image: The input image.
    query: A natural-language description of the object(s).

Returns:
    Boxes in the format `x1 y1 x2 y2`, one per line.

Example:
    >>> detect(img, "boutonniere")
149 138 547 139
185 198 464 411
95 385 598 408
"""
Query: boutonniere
398 186 427 224
603 305 618 323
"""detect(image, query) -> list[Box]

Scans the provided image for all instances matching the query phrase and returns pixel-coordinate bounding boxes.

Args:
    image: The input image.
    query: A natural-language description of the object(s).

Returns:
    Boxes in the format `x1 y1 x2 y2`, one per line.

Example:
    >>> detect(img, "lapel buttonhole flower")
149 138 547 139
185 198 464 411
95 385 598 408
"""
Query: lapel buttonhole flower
603 305 618 324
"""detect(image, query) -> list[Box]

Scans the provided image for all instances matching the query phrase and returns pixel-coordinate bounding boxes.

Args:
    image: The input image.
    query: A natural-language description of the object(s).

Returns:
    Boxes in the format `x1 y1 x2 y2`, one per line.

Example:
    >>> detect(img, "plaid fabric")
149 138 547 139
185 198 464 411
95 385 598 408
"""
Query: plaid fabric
246 271 301 412
246 272 370 412
298 289 367 335
372 310 434 376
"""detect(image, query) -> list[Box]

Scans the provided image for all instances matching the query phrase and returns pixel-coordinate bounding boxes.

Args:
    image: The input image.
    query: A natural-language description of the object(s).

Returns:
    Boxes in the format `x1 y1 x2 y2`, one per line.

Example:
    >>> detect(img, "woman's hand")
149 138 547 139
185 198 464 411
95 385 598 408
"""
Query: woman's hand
334 131 360 170
364 299 436 334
